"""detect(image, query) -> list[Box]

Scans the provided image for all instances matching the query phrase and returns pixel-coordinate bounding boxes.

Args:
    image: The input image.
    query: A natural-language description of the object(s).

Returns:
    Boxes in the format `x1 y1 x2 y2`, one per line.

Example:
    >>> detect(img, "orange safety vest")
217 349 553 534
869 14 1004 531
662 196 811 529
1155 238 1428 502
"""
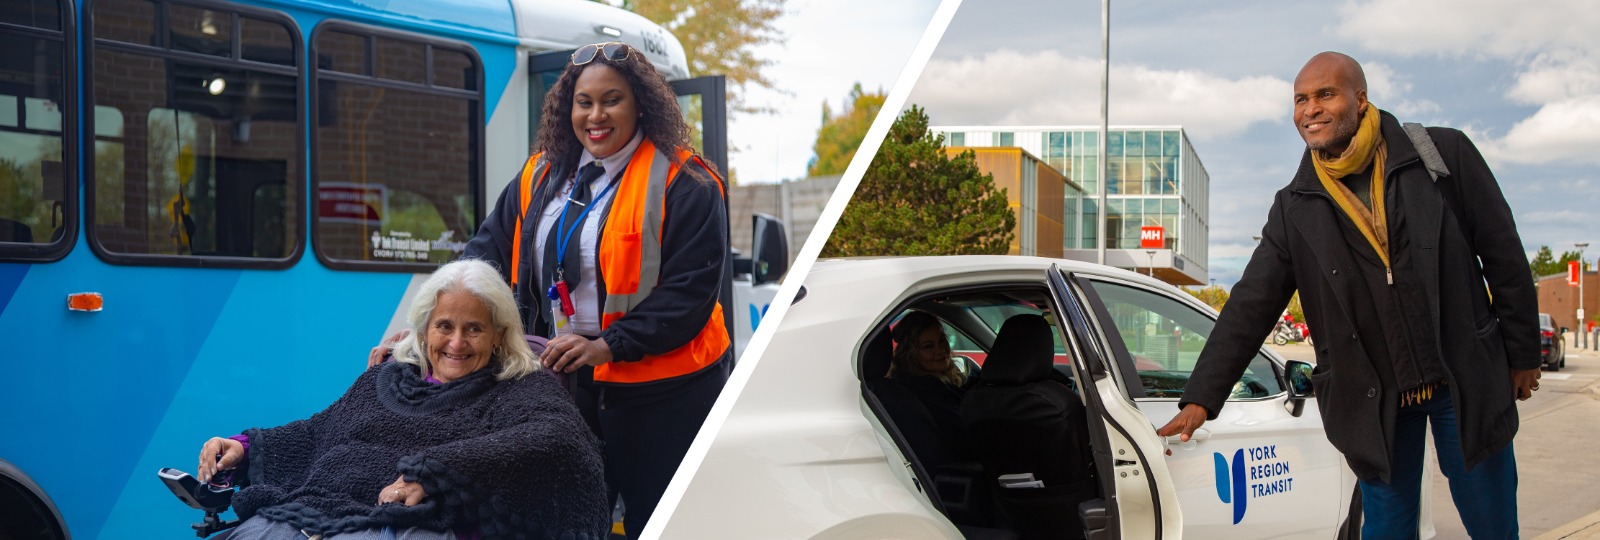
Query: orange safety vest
509 139 729 384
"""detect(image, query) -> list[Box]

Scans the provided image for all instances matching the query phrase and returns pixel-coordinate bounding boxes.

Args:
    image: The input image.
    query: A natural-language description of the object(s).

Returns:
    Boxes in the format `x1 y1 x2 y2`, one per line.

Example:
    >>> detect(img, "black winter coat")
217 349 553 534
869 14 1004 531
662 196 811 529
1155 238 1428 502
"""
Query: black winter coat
1181 111 1539 482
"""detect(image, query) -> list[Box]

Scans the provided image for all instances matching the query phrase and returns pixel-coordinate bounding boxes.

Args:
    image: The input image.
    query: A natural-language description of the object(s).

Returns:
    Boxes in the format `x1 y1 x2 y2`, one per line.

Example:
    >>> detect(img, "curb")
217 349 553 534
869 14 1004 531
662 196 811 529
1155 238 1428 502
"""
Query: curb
1535 509 1600 539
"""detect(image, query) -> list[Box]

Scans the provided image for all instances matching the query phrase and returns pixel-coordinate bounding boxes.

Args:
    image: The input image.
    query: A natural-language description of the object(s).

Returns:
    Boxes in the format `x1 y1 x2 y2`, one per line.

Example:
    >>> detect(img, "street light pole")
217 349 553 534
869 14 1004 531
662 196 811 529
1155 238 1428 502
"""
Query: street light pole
1579 242 1589 348
1096 0 1109 266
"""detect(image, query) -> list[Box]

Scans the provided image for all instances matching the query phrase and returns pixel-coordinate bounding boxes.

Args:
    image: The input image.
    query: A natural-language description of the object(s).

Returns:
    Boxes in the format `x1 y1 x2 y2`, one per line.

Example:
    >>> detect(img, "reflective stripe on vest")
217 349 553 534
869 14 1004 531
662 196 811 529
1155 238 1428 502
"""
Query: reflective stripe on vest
510 140 729 384
510 153 549 287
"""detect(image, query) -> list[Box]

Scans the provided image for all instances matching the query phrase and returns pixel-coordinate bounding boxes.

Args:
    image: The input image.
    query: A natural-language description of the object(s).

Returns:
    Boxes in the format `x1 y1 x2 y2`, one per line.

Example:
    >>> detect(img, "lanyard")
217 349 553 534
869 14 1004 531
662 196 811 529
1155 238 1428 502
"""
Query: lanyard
552 171 620 275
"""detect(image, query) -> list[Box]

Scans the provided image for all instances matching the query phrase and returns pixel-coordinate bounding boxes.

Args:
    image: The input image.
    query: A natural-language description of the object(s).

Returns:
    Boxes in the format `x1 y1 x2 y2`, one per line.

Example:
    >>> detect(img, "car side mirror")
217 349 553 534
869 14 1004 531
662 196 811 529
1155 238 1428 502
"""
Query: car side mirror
1561 326 1570 334
751 213 788 285
1284 360 1314 417
1285 360 1314 399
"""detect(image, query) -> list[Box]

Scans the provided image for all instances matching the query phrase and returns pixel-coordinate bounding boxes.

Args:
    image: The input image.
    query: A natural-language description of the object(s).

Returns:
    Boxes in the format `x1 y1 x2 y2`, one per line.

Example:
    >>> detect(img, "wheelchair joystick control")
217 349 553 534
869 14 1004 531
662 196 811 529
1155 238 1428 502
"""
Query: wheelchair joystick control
158 468 242 537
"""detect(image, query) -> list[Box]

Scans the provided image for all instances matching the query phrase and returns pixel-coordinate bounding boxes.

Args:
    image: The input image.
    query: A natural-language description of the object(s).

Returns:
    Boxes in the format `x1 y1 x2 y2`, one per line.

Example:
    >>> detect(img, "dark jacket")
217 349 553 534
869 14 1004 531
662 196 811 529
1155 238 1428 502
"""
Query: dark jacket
1181 111 1538 482
464 153 730 371
234 361 610 538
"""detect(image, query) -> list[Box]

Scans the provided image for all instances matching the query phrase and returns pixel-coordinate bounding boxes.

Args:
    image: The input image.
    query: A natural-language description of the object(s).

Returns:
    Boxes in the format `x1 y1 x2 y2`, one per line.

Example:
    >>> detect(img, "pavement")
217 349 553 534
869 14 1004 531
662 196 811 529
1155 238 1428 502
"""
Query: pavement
1266 341 1600 539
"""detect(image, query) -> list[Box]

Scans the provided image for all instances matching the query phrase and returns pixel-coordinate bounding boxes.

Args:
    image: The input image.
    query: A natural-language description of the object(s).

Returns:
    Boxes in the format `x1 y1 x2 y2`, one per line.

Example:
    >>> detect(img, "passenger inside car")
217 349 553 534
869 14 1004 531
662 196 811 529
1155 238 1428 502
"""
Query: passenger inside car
888 311 978 466
859 291 1104 539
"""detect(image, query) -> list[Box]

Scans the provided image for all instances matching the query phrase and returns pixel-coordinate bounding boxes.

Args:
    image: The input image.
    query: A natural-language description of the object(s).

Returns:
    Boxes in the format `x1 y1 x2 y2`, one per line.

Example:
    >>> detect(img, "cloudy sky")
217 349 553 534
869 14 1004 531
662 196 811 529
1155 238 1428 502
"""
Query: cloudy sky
724 0 940 184
906 0 1600 286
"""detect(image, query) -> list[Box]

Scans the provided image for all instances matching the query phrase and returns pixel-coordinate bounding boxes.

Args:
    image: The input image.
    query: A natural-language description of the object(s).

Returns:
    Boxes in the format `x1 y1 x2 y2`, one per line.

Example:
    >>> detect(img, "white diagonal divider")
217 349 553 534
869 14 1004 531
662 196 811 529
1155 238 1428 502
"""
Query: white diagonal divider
641 0 967 537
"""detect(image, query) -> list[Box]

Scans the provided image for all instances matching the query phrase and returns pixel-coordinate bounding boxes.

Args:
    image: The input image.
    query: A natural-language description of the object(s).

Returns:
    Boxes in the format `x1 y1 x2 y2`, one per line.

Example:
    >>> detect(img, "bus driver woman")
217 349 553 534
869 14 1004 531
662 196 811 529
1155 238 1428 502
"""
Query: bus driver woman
463 41 731 538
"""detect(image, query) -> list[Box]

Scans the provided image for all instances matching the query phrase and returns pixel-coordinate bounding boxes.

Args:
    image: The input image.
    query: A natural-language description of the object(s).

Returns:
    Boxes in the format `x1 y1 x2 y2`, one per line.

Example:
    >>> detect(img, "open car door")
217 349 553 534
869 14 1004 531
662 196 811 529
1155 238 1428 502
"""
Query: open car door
1067 270 1354 538
1047 264 1183 539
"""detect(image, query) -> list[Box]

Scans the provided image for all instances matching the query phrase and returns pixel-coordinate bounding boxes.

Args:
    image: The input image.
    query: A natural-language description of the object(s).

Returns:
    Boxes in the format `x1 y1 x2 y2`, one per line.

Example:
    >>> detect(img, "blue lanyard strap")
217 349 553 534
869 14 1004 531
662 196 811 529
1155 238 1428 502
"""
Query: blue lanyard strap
552 172 620 273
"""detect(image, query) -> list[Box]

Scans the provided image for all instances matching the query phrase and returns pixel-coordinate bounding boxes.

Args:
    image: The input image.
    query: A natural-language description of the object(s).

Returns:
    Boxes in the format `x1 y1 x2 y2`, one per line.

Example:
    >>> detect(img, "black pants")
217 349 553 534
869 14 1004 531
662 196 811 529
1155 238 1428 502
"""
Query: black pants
572 359 729 539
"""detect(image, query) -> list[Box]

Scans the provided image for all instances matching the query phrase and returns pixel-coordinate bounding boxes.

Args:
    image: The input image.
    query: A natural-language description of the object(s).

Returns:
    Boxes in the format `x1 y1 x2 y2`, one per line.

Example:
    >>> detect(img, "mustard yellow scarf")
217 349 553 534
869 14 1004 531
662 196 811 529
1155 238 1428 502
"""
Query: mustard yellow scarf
1313 106 1442 405
1313 105 1390 282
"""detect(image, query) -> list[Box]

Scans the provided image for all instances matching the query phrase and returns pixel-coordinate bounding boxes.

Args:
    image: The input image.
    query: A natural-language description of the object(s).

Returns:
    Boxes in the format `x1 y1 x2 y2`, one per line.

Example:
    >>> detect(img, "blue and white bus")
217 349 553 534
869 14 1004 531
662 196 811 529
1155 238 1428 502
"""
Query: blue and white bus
0 0 736 536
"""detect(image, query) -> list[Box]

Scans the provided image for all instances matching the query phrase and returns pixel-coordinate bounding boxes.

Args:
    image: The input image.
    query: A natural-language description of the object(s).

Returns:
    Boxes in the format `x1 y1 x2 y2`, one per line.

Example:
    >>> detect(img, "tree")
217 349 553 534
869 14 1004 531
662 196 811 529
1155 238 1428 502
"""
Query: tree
807 83 885 177
1530 245 1585 278
623 0 786 116
0 158 43 237
1182 285 1230 312
822 105 1015 257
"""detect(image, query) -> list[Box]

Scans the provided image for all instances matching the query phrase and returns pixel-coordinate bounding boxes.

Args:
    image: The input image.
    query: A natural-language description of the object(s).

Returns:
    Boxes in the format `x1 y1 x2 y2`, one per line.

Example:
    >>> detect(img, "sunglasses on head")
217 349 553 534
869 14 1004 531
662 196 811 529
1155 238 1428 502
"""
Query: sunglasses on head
571 42 631 66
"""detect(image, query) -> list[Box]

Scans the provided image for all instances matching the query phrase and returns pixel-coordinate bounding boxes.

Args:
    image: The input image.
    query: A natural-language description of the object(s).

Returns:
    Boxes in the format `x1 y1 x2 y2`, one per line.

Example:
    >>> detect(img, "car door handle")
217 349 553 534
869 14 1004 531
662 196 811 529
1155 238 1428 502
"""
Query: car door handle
1165 428 1211 446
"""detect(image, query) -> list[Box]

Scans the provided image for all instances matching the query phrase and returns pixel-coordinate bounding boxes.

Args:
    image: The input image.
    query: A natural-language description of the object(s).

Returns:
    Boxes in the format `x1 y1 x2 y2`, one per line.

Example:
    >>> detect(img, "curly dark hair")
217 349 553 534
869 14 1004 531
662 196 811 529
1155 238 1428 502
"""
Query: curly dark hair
532 45 712 178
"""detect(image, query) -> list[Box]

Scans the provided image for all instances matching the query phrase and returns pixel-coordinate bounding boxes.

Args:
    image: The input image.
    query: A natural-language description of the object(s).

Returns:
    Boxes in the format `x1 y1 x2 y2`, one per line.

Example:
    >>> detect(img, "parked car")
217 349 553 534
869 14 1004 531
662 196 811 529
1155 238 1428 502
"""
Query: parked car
656 256 1409 539
1539 313 1566 371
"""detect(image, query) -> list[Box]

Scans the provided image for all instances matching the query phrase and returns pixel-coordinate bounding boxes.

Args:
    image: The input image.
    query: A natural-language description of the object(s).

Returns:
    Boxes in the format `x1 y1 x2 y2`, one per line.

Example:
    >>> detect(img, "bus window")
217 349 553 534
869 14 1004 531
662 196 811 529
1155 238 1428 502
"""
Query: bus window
311 23 482 272
0 0 74 261
88 0 302 267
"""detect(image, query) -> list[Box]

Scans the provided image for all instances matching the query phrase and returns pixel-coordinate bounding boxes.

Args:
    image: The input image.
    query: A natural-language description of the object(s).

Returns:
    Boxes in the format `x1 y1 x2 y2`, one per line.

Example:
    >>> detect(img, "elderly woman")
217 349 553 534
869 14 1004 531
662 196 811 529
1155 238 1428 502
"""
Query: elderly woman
197 260 608 539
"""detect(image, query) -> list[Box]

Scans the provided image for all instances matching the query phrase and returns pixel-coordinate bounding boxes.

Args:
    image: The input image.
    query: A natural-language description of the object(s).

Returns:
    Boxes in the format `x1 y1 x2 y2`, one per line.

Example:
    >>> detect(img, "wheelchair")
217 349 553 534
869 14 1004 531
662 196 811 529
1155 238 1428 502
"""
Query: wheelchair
158 467 241 538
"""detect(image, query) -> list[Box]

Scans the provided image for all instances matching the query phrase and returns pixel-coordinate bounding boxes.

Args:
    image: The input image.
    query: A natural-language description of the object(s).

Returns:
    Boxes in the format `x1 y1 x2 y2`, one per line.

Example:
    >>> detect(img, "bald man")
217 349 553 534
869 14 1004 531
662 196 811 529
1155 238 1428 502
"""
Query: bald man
1158 52 1539 538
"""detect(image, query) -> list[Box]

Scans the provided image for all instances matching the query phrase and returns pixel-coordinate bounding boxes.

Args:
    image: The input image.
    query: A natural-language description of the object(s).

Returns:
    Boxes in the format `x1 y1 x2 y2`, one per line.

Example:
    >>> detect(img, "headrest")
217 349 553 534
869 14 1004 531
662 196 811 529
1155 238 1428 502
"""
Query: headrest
861 329 894 381
982 314 1055 385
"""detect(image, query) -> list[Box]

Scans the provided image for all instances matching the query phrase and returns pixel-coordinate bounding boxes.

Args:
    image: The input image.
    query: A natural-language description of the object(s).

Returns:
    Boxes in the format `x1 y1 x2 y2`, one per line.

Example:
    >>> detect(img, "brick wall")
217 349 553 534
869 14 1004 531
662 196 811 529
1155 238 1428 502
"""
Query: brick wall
1538 271 1598 332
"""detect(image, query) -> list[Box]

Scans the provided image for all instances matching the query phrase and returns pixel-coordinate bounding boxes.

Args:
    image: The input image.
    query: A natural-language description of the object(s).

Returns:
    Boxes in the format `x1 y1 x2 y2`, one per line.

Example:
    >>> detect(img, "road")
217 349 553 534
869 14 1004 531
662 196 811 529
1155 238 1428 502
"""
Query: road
1266 341 1600 539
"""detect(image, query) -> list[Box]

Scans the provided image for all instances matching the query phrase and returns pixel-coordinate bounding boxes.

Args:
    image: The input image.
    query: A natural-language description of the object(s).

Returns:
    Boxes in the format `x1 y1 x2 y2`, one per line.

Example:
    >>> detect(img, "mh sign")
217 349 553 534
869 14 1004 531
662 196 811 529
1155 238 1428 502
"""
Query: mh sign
1141 226 1165 249
1571 260 1582 287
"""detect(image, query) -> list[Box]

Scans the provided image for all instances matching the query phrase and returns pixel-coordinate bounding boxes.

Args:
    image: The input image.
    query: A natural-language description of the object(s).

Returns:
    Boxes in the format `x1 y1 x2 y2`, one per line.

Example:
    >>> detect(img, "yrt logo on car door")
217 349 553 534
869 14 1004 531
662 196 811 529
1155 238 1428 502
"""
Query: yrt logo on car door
1213 444 1295 524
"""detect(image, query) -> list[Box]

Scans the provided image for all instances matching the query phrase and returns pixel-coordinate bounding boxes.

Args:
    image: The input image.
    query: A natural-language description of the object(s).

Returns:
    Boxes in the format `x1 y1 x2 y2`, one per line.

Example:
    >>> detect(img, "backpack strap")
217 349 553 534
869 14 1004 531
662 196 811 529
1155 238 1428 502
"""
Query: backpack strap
1402 122 1450 182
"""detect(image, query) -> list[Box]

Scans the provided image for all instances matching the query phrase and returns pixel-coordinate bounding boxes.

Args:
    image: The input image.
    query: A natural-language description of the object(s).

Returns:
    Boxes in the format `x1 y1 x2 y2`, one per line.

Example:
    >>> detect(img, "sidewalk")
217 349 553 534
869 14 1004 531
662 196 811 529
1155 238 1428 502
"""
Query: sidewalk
1531 373 1600 540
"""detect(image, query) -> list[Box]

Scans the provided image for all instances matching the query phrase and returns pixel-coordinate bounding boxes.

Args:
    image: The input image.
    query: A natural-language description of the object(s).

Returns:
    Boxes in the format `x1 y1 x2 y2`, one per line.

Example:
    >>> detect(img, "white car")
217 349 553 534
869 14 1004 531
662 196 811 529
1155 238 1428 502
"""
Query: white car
659 256 1376 539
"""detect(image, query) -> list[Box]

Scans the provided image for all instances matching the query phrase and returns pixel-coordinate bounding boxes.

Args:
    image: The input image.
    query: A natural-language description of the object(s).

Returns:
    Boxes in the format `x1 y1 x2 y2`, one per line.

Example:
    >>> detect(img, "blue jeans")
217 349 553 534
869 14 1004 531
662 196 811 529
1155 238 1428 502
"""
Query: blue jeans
1359 391 1519 539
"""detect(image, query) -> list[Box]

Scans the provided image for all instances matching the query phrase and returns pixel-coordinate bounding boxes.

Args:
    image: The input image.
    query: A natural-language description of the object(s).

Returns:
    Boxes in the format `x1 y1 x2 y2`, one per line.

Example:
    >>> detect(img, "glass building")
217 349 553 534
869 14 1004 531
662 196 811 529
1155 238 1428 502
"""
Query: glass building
933 126 1210 285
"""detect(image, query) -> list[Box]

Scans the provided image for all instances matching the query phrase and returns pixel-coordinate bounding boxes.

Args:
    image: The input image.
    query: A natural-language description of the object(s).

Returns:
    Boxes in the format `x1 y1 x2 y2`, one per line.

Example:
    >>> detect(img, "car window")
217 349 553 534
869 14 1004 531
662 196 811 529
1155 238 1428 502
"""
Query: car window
966 304 1071 360
1084 279 1283 399
941 321 983 355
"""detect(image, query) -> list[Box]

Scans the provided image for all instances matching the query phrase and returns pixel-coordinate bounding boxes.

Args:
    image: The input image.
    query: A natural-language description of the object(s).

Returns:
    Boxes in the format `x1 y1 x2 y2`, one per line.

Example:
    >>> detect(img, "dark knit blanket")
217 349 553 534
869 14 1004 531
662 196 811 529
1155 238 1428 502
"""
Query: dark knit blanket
230 360 610 539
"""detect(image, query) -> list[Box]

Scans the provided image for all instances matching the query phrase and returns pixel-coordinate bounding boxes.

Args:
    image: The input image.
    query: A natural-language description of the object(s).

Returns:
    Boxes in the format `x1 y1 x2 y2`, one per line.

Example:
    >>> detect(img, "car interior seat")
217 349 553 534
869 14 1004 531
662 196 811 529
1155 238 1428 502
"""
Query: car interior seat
959 314 1097 540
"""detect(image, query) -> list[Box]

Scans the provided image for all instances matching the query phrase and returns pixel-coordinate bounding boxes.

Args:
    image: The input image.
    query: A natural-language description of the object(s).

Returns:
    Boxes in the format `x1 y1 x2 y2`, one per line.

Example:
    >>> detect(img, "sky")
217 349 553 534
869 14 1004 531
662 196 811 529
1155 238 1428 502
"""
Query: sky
721 0 941 184
905 0 1600 287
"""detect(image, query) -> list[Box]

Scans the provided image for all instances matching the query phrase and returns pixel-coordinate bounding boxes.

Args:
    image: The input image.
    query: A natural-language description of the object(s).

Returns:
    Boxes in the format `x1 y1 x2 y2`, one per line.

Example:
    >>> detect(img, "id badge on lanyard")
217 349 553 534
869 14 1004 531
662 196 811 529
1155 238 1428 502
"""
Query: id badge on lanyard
546 172 618 337
549 269 577 336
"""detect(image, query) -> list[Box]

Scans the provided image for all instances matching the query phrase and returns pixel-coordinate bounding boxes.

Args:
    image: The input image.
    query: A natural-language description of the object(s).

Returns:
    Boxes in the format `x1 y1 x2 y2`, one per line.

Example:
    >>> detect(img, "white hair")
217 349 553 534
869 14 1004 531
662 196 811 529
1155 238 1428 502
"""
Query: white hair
391 259 539 380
